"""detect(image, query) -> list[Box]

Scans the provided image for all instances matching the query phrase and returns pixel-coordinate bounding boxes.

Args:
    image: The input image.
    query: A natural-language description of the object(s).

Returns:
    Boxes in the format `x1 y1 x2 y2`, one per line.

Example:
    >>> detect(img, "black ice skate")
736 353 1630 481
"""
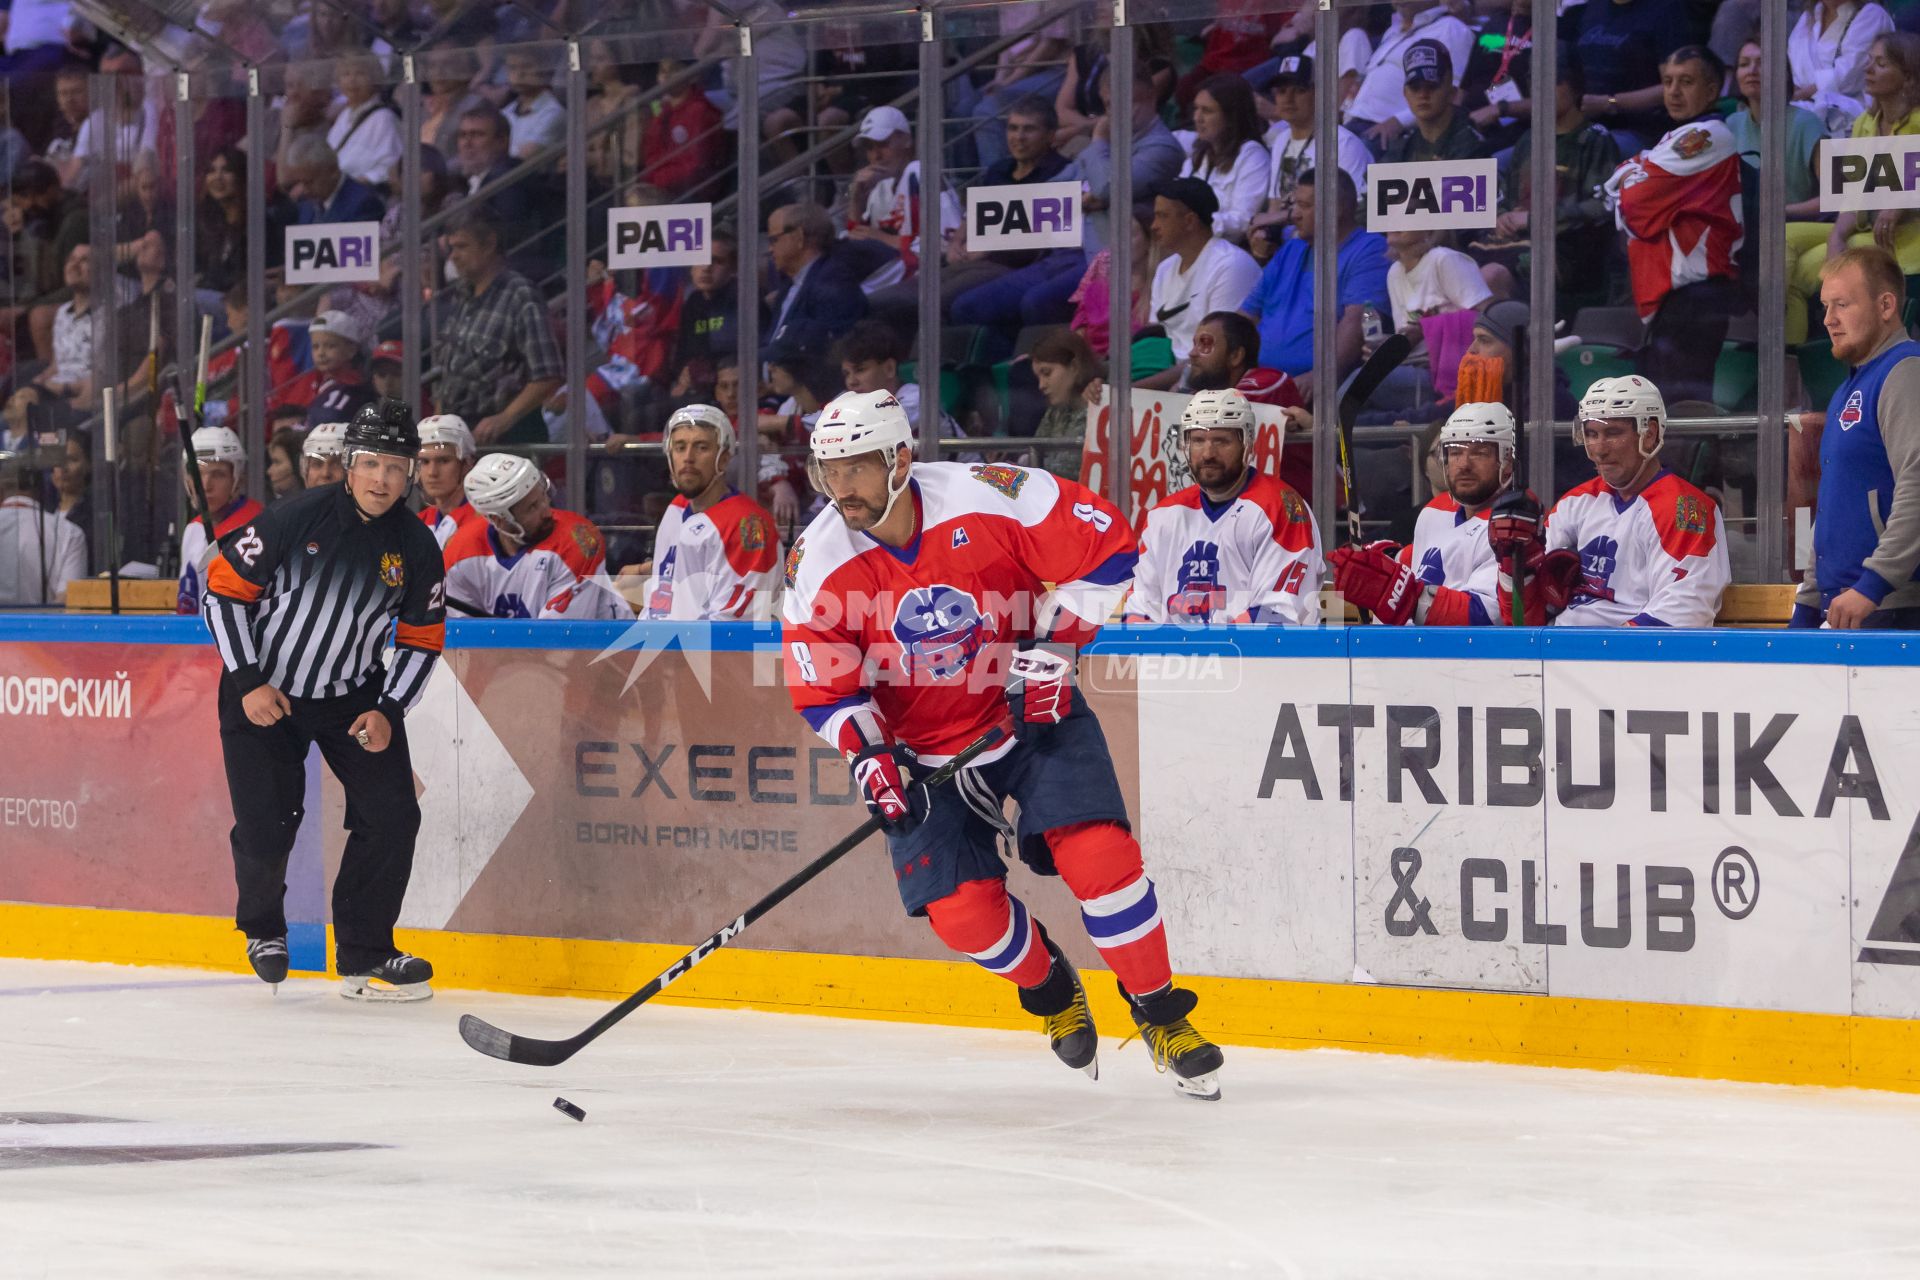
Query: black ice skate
1121 982 1223 1101
1018 933 1099 1079
246 936 289 987
339 953 434 1003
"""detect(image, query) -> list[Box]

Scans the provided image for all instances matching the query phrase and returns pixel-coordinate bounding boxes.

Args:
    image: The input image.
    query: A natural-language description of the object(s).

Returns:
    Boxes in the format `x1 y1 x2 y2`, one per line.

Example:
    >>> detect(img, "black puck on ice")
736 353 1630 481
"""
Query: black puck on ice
553 1096 586 1122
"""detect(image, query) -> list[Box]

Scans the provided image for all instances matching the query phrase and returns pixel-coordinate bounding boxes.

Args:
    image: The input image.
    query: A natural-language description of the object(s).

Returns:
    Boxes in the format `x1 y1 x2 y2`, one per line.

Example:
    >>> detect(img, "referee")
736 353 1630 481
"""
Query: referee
201 398 448 1001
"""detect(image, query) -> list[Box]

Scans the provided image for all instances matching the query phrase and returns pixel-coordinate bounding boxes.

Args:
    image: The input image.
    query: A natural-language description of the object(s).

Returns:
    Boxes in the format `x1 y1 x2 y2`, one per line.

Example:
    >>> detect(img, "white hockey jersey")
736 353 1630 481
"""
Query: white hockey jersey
442 508 632 620
1125 470 1322 625
643 489 782 620
1546 471 1729 628
176 495 265 614
1395 492 1501 626
420 501 478 551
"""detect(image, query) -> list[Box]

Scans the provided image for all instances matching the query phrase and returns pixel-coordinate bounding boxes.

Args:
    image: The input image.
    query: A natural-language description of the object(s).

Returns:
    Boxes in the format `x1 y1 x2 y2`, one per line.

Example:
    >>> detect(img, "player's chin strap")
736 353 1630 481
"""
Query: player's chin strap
867 447 914 525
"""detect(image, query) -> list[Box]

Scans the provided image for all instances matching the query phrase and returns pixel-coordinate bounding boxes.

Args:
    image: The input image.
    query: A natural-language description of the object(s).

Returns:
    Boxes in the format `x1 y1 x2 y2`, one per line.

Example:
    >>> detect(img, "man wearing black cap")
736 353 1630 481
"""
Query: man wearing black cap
1379 39 1488 168
1142 176 1262 391
1254 54 1372 259
200 397 448 1002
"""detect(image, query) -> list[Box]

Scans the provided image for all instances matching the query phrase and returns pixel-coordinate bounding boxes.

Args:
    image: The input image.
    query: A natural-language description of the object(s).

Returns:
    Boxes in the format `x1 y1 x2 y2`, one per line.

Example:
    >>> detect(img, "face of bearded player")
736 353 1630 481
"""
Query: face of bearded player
501 484 555 547
819 448 909 534
1184 427 1248 496
669 424 727 499
1443 439 1507 510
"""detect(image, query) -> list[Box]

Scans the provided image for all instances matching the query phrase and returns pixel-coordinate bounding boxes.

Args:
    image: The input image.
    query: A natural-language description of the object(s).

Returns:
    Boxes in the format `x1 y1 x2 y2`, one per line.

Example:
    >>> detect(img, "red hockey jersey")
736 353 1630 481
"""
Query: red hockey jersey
1606 118 1744 319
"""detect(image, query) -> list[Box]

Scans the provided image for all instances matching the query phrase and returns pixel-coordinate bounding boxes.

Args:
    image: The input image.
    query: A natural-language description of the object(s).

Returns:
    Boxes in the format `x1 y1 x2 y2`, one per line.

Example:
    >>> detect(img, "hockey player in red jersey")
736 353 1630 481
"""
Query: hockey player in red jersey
782 388 1225 1099
1491 376 1729 627
1332 402 1551 626
1125 387 1322 625
444 454 631 620
634 404 781 620
415 414 479 549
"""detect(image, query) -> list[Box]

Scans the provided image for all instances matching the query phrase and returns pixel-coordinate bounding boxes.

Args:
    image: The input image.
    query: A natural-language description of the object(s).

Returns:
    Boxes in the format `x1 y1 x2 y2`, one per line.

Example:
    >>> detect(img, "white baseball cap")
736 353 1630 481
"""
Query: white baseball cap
310 309 369 351
856 105 911 142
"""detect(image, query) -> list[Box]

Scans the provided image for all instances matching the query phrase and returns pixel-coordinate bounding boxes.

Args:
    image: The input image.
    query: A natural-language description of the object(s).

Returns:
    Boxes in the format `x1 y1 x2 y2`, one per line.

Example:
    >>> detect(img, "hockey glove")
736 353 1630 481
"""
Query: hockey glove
1005 641 1077 736
1330 545 1422 626
1485 489 1546 560
1496 546 1583 626
850 745 926 834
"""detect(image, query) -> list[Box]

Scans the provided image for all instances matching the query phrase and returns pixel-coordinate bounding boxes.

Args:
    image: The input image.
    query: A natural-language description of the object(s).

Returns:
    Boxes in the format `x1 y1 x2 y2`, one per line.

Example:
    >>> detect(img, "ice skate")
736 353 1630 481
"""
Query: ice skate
340 953 434 1003
246 935 288 987
1018 933 1099 1079
1121 983 1223 1100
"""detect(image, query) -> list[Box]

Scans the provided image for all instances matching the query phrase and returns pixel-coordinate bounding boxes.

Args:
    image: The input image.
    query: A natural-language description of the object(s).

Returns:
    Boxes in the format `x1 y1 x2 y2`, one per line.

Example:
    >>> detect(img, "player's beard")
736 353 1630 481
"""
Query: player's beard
673 469 710 498
1451 472 1502 509
834 495 878 530
523 515 556 546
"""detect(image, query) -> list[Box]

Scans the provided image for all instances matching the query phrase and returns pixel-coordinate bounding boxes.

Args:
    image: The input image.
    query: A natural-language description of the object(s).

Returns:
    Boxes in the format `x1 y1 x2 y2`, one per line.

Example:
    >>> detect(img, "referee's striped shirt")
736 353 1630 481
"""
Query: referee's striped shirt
202 484 447 711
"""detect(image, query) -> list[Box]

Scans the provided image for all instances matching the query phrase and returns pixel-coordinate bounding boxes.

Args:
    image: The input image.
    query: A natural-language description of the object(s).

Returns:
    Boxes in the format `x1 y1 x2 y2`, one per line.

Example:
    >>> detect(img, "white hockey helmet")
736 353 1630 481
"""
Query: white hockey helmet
416 413 476 460
1438 401 1518 466
809 389 915 521
1179 387 1257 449
1576 375 1666 459
665 402 735 455
464 452 545 516
303 421 348 460
189 425 245 469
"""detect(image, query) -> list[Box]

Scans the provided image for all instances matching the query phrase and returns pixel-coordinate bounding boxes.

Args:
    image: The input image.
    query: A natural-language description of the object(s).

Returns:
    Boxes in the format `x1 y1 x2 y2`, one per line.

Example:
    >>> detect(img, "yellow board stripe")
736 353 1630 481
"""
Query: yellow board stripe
6 901 1919 1094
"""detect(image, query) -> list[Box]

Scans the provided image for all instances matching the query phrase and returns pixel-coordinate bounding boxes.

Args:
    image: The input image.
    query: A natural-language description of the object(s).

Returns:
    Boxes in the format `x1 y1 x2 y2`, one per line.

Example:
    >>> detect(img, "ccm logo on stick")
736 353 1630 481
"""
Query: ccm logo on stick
1368 159 1498 232
967 181 1083 252
285 222 382 284
607 203 713 268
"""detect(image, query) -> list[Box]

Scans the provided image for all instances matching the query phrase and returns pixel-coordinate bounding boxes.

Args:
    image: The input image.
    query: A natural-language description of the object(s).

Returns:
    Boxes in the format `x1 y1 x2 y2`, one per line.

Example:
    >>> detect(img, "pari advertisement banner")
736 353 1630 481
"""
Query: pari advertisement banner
966 182 1083 252
1819 136 1920 213
1367 158 1498 231
607 203 714 269
285 222 382 284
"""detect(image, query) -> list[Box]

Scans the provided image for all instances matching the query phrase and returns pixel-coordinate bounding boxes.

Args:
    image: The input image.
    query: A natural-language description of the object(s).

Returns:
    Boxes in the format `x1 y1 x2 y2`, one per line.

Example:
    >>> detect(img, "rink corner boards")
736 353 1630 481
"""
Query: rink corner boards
5 900 1919 1098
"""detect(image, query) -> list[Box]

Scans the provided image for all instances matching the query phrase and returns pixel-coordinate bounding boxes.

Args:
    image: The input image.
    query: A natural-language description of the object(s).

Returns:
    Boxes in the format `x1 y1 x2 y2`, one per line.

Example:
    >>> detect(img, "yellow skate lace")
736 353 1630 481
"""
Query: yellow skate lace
1043 997 1093 1044
1119 1019 1210 1074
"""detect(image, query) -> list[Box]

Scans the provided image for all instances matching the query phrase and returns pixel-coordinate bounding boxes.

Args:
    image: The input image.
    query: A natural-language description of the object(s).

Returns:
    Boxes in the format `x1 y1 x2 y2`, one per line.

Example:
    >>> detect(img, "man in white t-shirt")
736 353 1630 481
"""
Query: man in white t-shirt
1344 0 1474 149
1253 54 1373 260
1142 178 1263 391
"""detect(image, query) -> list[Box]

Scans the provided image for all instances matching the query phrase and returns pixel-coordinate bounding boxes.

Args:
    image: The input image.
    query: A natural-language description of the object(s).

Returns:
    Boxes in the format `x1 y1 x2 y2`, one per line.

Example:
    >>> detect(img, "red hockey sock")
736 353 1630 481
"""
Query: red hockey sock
925 877 1054 988
1046 822 1173 996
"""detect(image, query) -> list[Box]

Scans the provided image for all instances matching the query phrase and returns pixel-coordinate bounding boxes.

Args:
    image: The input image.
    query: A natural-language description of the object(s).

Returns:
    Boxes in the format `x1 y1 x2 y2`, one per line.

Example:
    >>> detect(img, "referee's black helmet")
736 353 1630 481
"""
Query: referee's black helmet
344 397 421 458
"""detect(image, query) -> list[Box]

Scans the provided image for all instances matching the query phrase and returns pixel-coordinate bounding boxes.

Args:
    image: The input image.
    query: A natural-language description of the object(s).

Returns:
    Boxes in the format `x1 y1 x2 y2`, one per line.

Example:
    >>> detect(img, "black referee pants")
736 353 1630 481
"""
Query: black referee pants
217 672 422 974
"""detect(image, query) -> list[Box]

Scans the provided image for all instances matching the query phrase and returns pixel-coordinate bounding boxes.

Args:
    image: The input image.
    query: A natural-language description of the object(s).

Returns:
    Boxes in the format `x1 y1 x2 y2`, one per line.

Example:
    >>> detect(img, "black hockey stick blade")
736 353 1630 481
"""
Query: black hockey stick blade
458 724 1008 1067
1337 331 1412 433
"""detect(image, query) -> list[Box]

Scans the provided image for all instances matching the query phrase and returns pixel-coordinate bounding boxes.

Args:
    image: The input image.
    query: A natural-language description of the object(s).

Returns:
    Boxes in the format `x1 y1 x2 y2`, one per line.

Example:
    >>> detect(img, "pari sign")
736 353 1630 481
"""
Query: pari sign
607 203 713 269
285 222 381 285
967 181 1082 252
1368 158 1498 231
1819 136 1920 213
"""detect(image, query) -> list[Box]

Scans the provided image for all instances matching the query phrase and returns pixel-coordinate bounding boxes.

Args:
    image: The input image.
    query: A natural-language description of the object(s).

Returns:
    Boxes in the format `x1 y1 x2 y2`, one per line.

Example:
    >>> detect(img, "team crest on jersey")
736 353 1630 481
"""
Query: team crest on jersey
968 463 1028 500
572 523 602 559
784 539 805 589
1674 493 1708 535
738 514 768 553
378 551 404 587
1169 540 1226 622
1840 388 1864 432
891 584 993 680
1671 127 1713 160
1280 488 1308 525
1418 546 1446 587
1576 535 1619 602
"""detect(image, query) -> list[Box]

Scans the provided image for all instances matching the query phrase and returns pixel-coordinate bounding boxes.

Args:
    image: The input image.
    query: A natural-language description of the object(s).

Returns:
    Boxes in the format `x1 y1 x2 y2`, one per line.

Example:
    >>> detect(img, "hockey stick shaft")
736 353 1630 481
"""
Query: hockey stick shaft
459 724 1008 1066
181 314 218 544
1508 324 1529 627
1333 331 1412 546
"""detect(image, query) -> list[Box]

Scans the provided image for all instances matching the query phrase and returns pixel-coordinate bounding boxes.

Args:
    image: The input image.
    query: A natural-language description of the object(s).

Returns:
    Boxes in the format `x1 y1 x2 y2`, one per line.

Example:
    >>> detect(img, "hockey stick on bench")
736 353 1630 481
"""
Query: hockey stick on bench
458 724 1007 1067
1333 330 1412 547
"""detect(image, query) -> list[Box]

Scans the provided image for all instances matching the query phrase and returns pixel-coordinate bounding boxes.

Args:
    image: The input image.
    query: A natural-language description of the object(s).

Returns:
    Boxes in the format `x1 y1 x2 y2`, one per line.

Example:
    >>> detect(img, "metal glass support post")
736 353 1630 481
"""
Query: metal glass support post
1756 0 1789 581
400 57 423 431
1106 3 1134 522
917 7 943 459
1527 0 1555 501
86 74 118 567
1310 2 1338 532
565 40 589 512
735 22 762 493
246 70 268 463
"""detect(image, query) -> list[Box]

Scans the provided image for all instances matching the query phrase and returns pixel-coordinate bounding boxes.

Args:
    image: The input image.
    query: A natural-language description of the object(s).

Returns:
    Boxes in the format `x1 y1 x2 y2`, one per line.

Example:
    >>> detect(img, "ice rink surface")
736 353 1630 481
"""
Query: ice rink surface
4 959 1919 1280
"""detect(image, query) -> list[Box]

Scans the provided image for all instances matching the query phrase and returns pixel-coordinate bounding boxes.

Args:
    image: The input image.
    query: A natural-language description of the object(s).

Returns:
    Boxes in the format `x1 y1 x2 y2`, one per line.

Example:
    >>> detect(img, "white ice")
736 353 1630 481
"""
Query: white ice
3 957 1918 1279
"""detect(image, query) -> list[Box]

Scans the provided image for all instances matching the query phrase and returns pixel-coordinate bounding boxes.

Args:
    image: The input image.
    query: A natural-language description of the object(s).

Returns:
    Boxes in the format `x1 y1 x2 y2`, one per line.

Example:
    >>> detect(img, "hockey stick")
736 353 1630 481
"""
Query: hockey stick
1506 324 1529 627
458 724 1008 1067
181 314 219 549
1333 331 1412 546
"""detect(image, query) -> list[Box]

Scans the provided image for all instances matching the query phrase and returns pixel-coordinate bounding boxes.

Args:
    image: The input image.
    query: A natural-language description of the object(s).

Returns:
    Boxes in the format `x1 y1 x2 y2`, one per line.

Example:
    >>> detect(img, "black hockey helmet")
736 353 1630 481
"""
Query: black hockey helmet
343 396 420 458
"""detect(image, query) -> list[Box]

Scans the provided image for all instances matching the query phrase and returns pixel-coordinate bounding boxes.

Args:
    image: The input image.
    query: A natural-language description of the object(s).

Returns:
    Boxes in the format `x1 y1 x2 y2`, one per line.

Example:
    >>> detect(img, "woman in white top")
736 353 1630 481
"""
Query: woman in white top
328 54 403 190
1178 74 1270 246
1790 1 1895 115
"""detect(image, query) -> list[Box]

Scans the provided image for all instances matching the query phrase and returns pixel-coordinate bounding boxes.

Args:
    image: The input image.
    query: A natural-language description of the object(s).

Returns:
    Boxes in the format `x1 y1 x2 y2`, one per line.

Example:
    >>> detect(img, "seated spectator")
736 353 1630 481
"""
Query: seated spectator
454 106 539 253
1728 39 1829 346
1178 74 1271 245
1238 167 1390 402
1345 0 1474 150
1460 0 1538 152
809 22 916 167
503 48 566 159
641 56 724 197
1074 55 1187 255
72 46 156 190
266 427 305 503
433 211 564 445
1477 56 1621 308
1379 40 1489 168
420 46 485 163
1068 208 1154 358
1175 7 1286 108
1052 27 1177 157
960 0 1072 170
1252 55 1371 263
37 244 106 411
274 61 335 182
448 453 631 619
1575 0 1708 156
1791 0 1894 124
834 319 964 446
329 53 404 190
2 158 87 361
673 226 739 398
846 105 919 291
0 449 86 607
289 310 377 430
0 383 50 453
1792 33 1920 347
1381 227 1494 407
1029 328 1097 480
1604 45 1745 405
763 202 868 367
198 146 296 308
43 63 89 189
302 420 347 488
284 135 387 225
1189 308 1309 495
49 425 91 568
1140 178 1263 391
757 349 840 448
566 240 681 443
583 42 644 193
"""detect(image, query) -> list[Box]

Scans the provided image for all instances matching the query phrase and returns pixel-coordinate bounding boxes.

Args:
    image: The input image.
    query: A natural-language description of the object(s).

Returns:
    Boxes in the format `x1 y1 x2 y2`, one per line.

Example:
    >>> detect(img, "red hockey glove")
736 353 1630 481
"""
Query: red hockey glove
1330 545 1422 626
1497 546 1583 625
1005 641 1076 736
1486 489 1545 560
850 745 925 833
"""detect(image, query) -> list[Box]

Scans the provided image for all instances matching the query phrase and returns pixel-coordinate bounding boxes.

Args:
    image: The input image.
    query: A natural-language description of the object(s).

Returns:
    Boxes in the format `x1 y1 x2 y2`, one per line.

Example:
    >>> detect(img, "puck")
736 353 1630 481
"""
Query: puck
553 1096 586 1122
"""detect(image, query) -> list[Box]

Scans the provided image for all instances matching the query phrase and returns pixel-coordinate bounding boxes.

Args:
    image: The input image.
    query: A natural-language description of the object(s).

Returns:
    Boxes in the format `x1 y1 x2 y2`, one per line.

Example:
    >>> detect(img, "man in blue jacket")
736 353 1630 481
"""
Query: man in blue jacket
1796 246 1920 630
285 135 387 226
763 202 868 366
